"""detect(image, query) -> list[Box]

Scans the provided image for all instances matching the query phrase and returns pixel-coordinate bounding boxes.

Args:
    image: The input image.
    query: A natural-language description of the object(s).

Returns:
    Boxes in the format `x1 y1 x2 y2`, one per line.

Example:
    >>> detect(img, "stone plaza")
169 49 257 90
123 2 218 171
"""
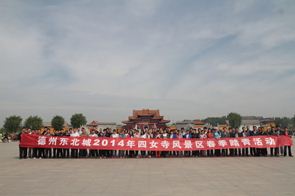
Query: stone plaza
0 142 294 196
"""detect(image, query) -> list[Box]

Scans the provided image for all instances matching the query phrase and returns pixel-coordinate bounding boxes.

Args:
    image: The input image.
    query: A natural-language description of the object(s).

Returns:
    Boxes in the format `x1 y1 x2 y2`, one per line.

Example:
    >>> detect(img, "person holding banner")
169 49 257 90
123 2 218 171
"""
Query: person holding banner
111 130 119 158
229 128 235 156
283 127 293 157
279 127 286 156
70 128 80 158
241 127 249 156
89 129 99 158
19 126 293 159
19 128 28 159
269 127 276 156
214 129 221 156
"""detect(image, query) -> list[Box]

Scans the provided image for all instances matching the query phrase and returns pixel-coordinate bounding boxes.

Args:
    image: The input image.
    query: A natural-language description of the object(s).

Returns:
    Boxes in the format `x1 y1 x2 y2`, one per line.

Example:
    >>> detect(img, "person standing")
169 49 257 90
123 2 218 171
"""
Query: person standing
89 129 99 158
279 127 285 156
221 127 229 157
70 128 80 158
283 127 293 157
260 127 268 156
62 130 70 158
251 126 259 156
242 127 249 156
269 127 275 156
207 128 214 157
200 129 207 157
235 128 242 156
19 128 28 159
229 128 236 156
214 129 221 157
111 130 119 158
79 128 88 158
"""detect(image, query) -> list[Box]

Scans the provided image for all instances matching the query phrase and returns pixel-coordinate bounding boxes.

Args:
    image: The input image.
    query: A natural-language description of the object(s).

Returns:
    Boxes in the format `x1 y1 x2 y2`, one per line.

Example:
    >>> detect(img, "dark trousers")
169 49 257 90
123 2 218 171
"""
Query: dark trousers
238 148 242 156
141 151 146 157
19 147 27 159
37 148 45 158
215 149 221 156
207 150 214 156
192 150 199 157
261 148 268 156
271 148 280 156
229 149 234 156
32 148 38 158
275 147 279 156
250 148 255 156
71 149 78 158
53 148 58 158
184 151 191 157
54 149 63 158
45 148 52 158
79 149 87 157
89 150 99 158
284 146 292 156
242 148 249 156
222 149 228 156
63 149 70 158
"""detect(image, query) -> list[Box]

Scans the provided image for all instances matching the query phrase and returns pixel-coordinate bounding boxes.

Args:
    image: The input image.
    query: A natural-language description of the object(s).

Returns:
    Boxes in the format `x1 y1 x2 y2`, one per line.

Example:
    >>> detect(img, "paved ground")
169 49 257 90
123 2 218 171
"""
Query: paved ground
0 142 295 196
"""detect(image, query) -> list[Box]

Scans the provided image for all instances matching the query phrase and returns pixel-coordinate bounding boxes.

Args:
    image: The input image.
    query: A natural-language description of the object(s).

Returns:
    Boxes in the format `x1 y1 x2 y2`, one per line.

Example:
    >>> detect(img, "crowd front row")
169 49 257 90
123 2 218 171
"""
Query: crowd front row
19 126 293 159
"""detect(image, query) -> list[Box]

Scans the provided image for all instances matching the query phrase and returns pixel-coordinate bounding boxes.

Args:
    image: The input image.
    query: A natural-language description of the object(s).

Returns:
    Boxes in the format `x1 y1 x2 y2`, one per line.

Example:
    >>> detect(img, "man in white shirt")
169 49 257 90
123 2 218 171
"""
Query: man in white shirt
70 129 80 158
111 130 119 157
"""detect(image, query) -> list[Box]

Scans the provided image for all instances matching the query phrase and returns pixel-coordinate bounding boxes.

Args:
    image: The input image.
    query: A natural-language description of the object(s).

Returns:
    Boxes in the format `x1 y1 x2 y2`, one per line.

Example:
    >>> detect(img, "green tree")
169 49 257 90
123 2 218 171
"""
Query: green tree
0 127 4 134
292 115 295 129
3 115 22 133
24 116 43 130
203 116 227 126
70 113 87 128
227 113 241 128
275 117 291 128
51 116 65 131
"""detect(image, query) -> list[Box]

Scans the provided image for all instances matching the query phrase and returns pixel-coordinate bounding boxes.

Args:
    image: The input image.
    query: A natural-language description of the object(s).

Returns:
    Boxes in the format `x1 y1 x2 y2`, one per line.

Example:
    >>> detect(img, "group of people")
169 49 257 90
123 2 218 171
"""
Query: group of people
19 126 293 159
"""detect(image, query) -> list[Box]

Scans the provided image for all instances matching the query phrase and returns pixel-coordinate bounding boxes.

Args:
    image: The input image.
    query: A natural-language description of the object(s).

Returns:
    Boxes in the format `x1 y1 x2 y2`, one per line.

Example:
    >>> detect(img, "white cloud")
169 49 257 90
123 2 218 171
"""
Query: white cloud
0 0 295 125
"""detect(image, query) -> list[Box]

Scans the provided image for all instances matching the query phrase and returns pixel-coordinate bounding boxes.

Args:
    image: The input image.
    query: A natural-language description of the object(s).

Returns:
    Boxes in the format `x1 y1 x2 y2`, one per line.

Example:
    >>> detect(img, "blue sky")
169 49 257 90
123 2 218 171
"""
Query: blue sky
0 0 295 124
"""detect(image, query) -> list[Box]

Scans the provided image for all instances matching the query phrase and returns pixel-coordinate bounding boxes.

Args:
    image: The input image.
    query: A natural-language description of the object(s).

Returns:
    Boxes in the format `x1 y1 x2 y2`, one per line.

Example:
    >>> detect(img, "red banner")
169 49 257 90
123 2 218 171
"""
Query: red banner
20 134 292 151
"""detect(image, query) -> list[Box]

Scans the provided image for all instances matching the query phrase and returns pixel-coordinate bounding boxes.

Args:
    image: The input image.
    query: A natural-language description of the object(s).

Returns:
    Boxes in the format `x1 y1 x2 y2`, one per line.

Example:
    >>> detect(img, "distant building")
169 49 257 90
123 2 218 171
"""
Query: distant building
175 120 195 130
239 116 262 131
175 119 206 130
193 120 206 129
239 116 276 130
217 124 229 130
260 118 276 128
87 121 117 131
168 125 177 130
122 109 170 130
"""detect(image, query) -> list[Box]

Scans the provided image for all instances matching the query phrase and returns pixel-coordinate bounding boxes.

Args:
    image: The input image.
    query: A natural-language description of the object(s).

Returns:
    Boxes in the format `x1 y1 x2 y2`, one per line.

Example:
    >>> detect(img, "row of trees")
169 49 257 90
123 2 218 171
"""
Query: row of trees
2 114 87 133
274 117 295 129
203 113 295 129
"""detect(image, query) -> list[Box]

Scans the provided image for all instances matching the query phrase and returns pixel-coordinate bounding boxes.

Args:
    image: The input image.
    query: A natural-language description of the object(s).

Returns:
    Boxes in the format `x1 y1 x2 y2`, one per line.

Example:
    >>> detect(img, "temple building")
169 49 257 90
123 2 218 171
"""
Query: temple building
122 109 170 130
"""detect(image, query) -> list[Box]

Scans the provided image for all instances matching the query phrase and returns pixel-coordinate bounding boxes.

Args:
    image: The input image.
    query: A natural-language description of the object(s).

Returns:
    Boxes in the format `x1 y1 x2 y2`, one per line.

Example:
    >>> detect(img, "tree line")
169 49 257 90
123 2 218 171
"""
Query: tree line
202 113 295 129
1 113 87 133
